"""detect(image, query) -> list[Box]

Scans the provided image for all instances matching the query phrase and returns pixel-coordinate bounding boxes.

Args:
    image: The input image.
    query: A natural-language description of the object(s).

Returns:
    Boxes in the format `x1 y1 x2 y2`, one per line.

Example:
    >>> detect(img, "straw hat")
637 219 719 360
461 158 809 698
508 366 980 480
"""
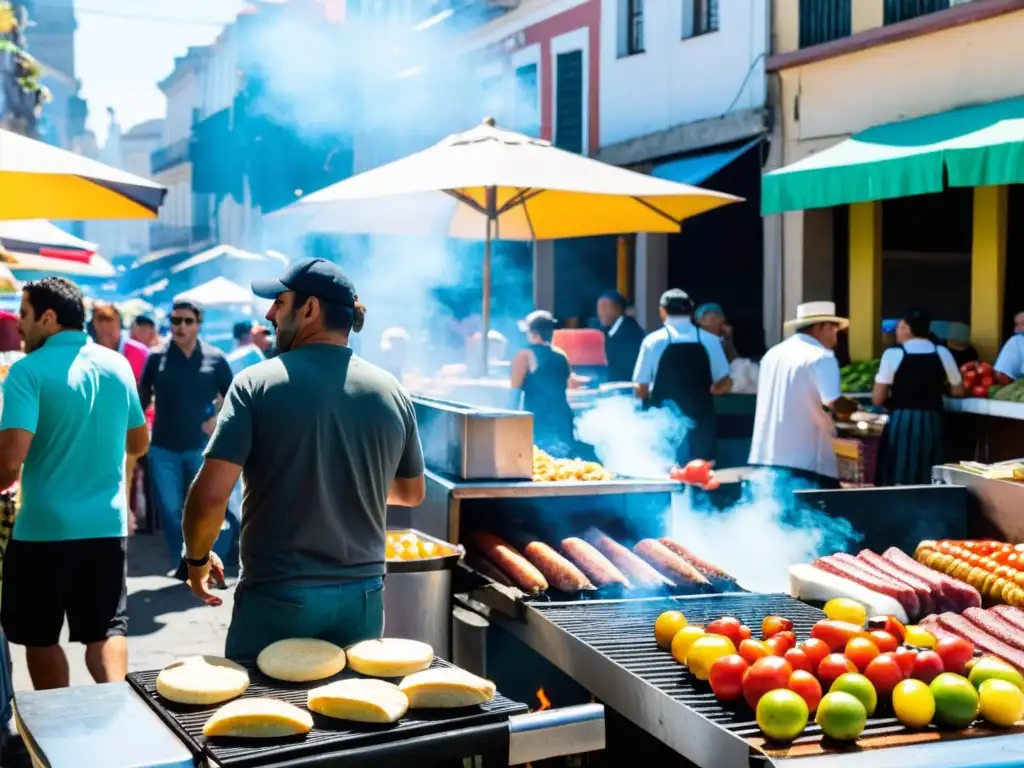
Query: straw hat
784 301 849 333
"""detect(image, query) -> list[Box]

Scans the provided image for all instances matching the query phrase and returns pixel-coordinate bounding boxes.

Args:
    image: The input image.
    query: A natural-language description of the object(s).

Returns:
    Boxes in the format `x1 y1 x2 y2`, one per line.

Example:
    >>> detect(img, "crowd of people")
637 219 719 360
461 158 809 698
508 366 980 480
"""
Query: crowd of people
0 258 426 695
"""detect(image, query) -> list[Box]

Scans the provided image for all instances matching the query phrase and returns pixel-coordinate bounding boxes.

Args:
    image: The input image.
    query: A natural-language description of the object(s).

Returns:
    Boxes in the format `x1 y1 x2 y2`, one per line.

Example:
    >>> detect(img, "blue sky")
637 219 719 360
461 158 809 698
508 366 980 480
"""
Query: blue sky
73 0 245 143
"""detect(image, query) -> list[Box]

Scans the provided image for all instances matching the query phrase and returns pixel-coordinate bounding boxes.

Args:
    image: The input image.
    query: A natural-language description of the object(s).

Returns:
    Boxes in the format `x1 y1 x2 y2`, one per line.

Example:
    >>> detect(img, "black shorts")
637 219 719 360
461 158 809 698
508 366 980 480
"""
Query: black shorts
1 537 128 646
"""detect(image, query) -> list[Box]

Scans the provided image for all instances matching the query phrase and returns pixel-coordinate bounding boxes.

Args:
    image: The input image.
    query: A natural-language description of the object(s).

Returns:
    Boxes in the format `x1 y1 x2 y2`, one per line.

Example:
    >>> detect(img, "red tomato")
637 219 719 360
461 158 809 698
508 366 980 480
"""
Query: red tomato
788 670 823 713
978 362 994 375
867 616 906 644
709 654 749 702
979 374 995 389
863 653 903 698
972 384 989 398
762 615 793 639
911 650 944 684
738 639 771 665
742 656 793 710
783 647 813 674
961 361 978 374
892 647 917 678
810 620 868 650
705 617 745 648
845 637 881 672
817 654 857 690
738 624 752 642
867 630 898 654
799 638 831 669
773 631 797 651
704 477 721 491
764 635 790 656
935 636 974 676
680 459 713 486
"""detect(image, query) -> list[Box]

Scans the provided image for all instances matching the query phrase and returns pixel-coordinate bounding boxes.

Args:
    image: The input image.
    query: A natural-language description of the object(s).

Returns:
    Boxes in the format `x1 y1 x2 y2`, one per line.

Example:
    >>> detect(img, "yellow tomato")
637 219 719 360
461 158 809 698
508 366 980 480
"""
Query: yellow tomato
904 625 937 649
671 626 705 665
654 611 689 650
686 635 737 681
823 598 867 626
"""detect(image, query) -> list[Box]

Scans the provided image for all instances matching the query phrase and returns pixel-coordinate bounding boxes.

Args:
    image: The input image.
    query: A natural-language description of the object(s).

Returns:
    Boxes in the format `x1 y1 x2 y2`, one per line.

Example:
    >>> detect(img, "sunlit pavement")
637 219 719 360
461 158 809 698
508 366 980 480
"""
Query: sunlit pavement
9 531 236 690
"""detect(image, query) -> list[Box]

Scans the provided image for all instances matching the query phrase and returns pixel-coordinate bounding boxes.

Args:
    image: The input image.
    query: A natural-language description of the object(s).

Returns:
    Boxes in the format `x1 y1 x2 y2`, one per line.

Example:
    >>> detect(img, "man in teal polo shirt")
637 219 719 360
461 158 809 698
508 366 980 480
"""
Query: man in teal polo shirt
0 277 149 690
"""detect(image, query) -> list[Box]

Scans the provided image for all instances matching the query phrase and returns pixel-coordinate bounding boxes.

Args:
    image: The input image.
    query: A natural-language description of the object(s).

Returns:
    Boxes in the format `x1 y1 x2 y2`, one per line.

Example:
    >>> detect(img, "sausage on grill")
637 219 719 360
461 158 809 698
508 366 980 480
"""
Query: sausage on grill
466 554 513 587
633 540 709 587
523 542 595 592
468 531 548 593
585 529 673 589
657 538 734 581
560 537 631 588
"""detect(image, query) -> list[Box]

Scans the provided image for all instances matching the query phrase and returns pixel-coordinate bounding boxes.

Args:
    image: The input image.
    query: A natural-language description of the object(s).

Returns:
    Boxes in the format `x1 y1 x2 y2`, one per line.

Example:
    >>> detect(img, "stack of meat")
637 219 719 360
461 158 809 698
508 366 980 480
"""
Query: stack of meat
466 528 736 595
790 547 981 624
921 606 1024 674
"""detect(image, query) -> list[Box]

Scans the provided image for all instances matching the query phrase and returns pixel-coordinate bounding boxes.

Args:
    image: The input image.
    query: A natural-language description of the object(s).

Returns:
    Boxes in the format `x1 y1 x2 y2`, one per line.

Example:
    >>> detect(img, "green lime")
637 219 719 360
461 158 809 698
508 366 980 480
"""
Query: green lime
892 679 935 728
830 673 877 717
978 679 1024 728
756 689 809 742
815 691 867 741
930 673 980 729
969 657 1024 692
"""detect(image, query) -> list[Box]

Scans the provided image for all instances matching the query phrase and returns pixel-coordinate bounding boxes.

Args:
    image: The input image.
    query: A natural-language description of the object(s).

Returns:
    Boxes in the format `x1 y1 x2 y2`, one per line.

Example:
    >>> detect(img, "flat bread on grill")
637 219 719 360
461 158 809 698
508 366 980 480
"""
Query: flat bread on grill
307 678 409 723
399 668 496 708
155 656 250 705
257 638 347 682
202 698 314 738
346 638 433 678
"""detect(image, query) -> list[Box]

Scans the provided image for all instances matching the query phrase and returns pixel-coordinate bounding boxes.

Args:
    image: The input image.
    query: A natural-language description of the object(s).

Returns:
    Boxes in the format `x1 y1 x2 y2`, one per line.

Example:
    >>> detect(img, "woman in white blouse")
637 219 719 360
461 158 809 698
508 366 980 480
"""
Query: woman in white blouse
872 308 964 486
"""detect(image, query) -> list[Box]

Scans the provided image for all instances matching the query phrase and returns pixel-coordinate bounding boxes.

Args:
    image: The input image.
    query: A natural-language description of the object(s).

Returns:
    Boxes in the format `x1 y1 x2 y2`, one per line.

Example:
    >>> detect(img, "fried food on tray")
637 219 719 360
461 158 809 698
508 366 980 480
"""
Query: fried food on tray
532 447 612 482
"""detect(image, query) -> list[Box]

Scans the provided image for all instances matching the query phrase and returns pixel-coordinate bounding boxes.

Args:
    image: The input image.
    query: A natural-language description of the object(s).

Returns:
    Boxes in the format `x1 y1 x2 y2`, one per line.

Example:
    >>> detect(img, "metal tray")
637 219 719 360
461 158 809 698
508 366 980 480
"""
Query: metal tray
385 528 465 574
127 658 528 768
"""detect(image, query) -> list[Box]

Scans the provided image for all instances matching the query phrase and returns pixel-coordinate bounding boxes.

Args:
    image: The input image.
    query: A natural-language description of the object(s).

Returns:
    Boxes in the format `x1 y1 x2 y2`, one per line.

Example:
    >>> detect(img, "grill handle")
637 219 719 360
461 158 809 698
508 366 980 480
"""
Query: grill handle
507 703 605 765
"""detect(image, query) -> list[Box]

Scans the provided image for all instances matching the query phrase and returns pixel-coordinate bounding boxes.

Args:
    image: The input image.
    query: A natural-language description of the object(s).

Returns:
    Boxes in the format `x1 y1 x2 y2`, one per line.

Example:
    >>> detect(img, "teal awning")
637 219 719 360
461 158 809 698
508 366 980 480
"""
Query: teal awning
652 137 761 186
762 96 1024 215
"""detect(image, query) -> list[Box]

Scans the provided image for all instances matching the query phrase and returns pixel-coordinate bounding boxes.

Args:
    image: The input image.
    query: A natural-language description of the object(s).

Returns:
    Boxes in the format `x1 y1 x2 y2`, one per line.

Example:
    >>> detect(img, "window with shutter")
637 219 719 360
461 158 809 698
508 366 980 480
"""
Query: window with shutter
798 0 851 48
554 50 584 155
681 0 718 40
884 0 950 25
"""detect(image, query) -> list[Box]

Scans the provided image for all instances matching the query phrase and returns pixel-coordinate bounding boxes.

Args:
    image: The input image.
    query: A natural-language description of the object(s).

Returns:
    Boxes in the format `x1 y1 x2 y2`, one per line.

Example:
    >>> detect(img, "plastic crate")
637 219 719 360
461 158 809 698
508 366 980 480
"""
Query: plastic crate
833 435 881 486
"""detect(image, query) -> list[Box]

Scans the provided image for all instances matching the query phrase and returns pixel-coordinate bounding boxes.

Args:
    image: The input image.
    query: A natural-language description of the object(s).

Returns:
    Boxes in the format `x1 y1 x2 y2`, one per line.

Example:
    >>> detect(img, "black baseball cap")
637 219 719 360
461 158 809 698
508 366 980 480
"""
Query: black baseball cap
251 257 357 307
660 288 694 315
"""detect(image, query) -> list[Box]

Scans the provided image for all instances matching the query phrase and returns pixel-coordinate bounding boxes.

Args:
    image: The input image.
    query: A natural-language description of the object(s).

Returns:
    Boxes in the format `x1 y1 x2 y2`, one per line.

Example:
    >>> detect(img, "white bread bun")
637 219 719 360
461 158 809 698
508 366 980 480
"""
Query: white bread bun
202 698 313 738
156 656 250 705
346 638 433 678
399 668 496 708
307 678 409 723
257 638 346 682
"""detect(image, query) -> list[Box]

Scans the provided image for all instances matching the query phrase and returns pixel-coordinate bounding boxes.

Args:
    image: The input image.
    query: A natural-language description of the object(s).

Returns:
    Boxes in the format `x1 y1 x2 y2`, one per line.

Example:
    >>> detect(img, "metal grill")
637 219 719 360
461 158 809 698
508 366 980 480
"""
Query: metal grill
128 659 528 768
530 593 908 744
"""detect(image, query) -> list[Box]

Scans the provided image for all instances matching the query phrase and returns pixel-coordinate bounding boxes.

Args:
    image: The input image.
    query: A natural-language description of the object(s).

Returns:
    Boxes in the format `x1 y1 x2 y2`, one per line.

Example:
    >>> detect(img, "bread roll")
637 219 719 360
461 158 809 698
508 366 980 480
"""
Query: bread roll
399 668 496 708
257 638 346 682
156 656 249 705
307 678 409 723
202 698 313 738
346 638 433 678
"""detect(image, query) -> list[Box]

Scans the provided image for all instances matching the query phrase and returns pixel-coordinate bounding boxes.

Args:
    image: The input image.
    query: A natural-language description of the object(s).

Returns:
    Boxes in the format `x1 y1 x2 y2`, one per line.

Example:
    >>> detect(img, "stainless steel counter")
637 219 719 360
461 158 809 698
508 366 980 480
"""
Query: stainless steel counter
934 464 1024 541
12 682 604 767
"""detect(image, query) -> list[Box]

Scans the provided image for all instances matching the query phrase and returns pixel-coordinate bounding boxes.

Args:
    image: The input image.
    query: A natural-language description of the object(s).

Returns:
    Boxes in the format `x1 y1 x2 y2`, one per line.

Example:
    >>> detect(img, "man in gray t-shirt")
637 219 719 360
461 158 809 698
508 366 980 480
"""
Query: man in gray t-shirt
181 258 425 660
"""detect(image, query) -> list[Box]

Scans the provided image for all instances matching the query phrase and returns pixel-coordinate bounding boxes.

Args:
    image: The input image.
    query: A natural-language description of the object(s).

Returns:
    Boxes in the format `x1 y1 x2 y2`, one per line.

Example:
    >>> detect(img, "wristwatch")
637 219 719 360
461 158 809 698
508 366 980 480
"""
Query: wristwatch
184 553 210 567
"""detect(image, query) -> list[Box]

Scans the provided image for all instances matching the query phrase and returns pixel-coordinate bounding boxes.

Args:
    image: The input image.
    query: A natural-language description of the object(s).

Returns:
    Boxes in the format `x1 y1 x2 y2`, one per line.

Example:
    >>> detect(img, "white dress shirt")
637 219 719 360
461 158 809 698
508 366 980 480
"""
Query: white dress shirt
748 333 842 479
875 338 962 385
994 335 1024 380
632 316 730 385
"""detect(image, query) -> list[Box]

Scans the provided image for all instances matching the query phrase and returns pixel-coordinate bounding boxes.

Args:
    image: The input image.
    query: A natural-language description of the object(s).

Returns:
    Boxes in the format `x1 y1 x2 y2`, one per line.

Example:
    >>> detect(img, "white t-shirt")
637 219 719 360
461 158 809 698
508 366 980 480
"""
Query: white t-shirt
875 339 962 385
632 316 730 385
994 335 1024 380
749 333 842 479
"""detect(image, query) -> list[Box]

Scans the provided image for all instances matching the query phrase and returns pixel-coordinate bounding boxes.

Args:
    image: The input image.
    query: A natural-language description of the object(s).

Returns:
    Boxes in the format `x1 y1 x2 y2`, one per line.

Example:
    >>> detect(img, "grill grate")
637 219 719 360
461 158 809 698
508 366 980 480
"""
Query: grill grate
128 658 528 768
531 593 910 744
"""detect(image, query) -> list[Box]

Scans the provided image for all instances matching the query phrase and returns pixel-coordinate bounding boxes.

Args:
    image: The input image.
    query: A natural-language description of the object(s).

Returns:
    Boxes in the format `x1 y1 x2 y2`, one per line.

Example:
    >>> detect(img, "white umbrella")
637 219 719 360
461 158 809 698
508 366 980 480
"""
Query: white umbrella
175 276 262 308
277 118 742 364
170 245 282 275
0 219 97 251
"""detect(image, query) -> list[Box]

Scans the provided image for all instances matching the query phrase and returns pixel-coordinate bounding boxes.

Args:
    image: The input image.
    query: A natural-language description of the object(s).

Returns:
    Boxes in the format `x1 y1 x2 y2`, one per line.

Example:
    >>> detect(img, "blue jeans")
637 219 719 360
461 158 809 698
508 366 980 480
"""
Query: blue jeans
148 446 238 568
225 577 385 660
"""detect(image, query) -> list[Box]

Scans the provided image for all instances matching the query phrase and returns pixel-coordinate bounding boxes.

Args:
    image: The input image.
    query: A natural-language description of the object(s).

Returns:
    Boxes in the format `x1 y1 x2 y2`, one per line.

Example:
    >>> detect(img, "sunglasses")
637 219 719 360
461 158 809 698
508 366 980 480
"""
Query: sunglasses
170 317 197 327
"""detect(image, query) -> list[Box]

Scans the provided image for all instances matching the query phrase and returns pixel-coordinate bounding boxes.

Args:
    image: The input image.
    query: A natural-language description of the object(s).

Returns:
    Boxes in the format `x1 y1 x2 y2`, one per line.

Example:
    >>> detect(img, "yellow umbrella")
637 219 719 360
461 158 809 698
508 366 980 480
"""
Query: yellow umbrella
0 128 166 220
278 118 742 363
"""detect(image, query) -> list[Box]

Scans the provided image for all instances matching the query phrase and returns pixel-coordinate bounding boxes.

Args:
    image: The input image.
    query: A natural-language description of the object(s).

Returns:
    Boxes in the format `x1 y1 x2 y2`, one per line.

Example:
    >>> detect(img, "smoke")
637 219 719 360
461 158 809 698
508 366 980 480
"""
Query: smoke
575 395 691 479
670 473 863 594
241 2 535 384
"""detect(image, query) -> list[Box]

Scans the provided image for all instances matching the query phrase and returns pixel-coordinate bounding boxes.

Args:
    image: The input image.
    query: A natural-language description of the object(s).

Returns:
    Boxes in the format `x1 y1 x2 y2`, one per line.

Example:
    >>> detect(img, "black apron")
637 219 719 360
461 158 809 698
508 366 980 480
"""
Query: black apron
647 328 717 466
875 346 946 487
521 344 576 458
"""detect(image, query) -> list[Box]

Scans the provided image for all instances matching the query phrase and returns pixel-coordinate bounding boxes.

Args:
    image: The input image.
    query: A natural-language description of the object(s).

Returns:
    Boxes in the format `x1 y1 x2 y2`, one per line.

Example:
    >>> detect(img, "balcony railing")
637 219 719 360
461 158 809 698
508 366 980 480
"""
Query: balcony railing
150 137 191 175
